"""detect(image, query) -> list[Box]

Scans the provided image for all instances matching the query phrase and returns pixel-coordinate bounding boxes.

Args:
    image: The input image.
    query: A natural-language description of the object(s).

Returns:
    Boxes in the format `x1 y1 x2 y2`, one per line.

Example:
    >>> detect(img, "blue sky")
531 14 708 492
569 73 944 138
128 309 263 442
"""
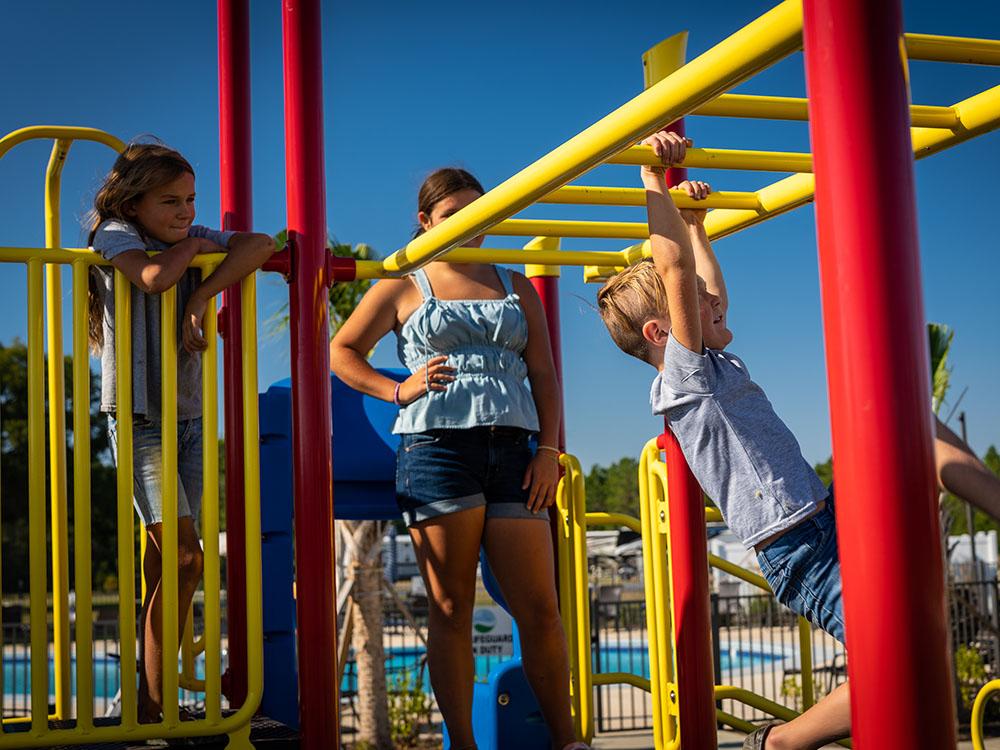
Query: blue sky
2 1 998 471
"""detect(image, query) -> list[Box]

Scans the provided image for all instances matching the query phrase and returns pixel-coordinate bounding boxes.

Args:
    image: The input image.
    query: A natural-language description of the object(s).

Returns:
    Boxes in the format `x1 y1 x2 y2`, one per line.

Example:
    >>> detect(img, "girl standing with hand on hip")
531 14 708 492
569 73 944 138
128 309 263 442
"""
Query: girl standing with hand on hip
330 168 587 750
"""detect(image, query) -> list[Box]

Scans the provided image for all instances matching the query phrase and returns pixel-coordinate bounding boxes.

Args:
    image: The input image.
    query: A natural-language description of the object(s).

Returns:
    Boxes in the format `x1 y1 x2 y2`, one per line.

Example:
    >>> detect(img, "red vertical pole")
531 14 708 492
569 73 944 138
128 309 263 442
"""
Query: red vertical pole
659 430 716 749
217 0 250 707
529 275 565 450
282 0 339 746
803 2 955 749
646 31 715 750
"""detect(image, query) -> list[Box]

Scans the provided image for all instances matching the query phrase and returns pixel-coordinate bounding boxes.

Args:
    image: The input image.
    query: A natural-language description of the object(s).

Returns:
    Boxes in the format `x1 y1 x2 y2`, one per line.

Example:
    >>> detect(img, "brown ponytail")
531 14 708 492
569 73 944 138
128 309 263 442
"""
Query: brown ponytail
413 168 484 239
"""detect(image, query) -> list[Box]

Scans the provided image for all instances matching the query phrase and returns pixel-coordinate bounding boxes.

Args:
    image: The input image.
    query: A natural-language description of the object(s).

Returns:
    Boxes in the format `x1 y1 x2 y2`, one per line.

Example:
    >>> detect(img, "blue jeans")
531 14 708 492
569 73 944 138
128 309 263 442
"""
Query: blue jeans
757 494 846 644
395 426 548 527
107 415 203 528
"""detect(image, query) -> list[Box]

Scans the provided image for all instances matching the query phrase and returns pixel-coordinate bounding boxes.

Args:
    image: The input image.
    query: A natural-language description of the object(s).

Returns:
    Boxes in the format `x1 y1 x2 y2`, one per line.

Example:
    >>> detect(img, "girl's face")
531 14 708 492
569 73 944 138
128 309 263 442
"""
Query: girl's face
128 172 196 245
418 188 485 248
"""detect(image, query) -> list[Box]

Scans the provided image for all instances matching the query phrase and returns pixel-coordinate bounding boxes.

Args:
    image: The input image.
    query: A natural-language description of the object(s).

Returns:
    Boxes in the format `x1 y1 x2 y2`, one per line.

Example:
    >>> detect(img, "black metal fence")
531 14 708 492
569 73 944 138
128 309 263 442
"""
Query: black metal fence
590 576 1000 732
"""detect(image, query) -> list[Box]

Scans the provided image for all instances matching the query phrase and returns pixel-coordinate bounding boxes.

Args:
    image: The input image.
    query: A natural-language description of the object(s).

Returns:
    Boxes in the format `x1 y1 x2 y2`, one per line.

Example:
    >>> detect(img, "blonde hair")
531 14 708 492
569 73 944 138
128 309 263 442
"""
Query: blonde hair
86 142 195 351
596 259 669 363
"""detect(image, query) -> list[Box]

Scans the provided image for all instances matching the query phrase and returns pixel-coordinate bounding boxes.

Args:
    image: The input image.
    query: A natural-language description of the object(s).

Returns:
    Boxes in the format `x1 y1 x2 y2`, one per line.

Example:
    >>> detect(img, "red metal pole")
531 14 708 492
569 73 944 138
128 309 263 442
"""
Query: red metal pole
217 0 250 707
803 2 955 748
529 275 565 451
281 0 339 746
659 429 716 749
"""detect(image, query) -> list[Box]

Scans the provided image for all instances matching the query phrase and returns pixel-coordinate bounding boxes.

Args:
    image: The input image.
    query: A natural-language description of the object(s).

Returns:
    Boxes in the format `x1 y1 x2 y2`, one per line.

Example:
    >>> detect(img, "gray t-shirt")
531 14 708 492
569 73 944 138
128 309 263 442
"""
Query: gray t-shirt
91 220 234 420
650 333 829 548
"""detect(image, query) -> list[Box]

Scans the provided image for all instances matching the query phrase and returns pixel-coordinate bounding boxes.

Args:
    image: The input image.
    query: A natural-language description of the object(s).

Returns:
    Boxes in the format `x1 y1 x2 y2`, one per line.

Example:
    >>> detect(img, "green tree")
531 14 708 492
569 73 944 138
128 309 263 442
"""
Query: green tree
585 457 641 517
0 340 119 593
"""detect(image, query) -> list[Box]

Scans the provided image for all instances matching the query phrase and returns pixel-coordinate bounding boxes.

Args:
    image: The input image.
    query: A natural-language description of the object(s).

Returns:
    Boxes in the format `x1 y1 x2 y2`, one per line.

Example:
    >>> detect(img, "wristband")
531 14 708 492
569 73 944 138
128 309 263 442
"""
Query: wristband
537 445 561 456
393 382 402 406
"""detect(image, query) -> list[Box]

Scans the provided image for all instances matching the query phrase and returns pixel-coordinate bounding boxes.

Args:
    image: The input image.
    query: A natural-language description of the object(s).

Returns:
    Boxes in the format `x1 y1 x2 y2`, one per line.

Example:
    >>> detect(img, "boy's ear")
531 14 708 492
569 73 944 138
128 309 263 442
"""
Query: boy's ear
641 318 669 348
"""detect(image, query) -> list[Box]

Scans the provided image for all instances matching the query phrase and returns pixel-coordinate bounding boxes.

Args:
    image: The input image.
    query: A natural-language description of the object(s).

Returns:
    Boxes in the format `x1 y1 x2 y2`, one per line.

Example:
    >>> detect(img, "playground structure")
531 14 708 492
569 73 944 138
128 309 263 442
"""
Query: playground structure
0 0 999 749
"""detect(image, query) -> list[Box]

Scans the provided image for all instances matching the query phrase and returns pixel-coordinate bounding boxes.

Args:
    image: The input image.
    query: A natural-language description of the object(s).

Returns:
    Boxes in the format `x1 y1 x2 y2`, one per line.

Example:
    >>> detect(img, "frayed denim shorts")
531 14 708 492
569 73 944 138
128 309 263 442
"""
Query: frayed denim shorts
757 491 845 644
107 415 203 529
395 426 549 528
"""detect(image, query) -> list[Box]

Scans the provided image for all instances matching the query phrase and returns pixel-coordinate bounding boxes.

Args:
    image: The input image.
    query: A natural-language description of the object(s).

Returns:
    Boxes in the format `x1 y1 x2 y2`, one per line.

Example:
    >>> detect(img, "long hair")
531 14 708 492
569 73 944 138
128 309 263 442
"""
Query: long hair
412 167 484 239
87 143 194 351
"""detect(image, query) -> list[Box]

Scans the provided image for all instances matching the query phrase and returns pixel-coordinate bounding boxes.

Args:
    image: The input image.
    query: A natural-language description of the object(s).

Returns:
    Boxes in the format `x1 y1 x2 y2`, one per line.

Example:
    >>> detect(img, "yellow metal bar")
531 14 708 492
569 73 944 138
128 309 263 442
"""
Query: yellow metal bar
0 246 229 267
608 145 813 173
565 454 593 743
201 289 223 724
649 458 677 743
540 185 762 209
704 82 1000 241
0 125 126 160
637 443 665 749
693 93 960 129
904 33 1000 66
554 463 580 736
705 507 724 523
114 269 138 731
72 262 95 732
239 273 265 720
798 617 814 710
441 246 628 264
27 259 49 736
378 0 803 275
592 672 651 692
493 219 650 240
44 137 72 721
585 511 641 535
523 236 560 279
708 553 771 592
971 679 1000 750
160 286 180 727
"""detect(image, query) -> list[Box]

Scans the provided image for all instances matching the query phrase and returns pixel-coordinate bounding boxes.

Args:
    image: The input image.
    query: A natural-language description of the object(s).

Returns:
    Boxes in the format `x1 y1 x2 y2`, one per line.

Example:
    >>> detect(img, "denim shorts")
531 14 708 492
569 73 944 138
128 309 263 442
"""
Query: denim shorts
756 492 845 644
395 426 549 527
107 415 203 528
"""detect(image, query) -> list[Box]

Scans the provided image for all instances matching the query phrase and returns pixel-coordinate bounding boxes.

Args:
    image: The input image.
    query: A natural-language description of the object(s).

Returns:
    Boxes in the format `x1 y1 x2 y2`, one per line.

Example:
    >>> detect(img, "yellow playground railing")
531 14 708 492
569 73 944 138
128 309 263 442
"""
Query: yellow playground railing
0 126 263 748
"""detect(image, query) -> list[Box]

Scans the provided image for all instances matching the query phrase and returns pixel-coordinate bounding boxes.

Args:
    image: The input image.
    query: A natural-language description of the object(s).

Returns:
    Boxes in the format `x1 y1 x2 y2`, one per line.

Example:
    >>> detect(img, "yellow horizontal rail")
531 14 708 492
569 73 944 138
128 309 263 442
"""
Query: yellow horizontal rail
708 553 771 592
541 185 761 209
585 511 642 534
608 145 813 173
694 93 959 128
0 125 126 159
703 82 1000 241
0 246 228 268
904 33 1000 66
376 0 804 275
593 672 651 692
493 219 649 240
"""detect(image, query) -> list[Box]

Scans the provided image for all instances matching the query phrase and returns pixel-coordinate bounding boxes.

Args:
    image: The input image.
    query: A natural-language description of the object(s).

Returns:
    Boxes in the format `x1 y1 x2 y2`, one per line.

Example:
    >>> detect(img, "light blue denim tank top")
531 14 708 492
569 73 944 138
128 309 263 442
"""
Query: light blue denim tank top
393 266 540 434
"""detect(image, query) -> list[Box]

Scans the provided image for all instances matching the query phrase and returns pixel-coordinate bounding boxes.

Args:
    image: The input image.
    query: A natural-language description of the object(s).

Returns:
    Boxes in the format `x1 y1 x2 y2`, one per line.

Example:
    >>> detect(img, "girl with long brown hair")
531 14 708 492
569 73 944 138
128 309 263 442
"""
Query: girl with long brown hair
88 141 274 723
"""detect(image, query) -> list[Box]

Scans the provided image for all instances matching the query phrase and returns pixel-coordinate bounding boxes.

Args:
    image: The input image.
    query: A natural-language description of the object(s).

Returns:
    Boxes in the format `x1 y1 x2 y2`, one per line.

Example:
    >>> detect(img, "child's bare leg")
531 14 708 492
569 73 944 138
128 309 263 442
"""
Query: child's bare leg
763 681 851 750
934 416 1000 518
138 519 204 722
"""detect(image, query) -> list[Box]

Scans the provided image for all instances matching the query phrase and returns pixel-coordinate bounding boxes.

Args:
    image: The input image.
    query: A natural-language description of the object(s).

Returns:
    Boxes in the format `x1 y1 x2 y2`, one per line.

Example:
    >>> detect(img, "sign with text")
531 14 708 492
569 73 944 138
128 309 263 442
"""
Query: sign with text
471 605 514 657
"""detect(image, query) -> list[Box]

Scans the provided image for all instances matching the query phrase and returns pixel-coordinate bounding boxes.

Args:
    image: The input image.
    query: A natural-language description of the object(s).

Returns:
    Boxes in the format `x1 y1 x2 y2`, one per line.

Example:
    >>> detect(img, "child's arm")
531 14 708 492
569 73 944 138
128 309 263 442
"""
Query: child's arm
675 180 728 317
109 236 221 295
181 232 276 352
641 131 703 354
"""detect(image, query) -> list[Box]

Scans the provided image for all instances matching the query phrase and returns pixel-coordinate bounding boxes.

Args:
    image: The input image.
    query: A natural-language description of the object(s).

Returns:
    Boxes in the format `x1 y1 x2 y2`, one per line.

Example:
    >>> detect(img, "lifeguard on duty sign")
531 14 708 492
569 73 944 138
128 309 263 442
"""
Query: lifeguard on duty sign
471 606 514 657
